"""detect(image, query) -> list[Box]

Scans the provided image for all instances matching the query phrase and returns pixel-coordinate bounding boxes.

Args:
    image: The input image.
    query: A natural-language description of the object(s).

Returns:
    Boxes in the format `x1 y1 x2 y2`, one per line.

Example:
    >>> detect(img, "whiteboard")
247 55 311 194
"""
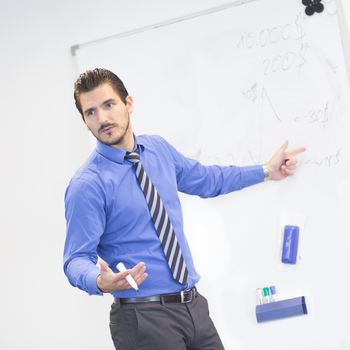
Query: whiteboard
74 0 350 349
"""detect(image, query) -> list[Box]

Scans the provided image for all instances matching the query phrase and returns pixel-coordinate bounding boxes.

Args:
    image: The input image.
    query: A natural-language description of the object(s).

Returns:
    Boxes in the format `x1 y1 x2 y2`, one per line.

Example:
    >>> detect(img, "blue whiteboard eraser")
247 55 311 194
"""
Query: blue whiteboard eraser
281 225 299 264
256 296 308 323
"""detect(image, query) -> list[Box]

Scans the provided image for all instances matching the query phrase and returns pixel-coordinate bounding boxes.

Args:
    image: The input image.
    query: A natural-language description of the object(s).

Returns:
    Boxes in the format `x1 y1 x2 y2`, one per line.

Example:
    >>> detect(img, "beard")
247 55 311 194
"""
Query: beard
92 114 130 147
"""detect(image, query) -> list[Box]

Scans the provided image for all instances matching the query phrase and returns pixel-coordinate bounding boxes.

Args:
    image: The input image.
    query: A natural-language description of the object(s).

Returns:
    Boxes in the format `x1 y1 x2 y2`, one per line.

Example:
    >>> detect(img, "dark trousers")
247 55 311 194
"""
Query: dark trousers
109 292 225 350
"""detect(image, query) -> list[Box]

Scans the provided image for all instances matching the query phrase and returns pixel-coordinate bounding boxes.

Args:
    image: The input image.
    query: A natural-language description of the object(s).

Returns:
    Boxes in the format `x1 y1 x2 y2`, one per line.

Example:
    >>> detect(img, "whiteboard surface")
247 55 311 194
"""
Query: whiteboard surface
75 0 350 349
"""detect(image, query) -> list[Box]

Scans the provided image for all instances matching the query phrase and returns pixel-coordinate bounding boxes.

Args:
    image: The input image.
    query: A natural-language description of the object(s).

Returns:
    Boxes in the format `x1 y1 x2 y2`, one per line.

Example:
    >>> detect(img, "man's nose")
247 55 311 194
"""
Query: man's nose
96 109 109 124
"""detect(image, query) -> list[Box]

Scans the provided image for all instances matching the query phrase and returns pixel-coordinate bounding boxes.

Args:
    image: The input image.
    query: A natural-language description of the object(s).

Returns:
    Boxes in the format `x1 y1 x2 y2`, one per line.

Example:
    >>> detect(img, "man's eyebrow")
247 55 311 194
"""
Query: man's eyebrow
103 98 116 105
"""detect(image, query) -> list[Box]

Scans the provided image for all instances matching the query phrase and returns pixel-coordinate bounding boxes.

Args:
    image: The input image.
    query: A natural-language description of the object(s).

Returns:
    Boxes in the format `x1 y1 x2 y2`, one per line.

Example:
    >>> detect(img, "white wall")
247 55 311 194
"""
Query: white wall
343 0 350 23
0 1 349 349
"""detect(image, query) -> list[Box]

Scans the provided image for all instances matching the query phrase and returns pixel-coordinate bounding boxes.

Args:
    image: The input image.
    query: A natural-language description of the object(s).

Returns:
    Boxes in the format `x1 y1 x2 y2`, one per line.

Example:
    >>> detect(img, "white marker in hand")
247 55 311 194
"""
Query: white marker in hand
116 262 139 291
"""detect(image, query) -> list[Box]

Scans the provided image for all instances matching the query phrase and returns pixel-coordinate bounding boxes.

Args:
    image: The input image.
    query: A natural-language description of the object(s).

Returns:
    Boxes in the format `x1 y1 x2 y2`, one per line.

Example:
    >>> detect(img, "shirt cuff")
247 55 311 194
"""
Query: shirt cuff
241 165 265 187
85 267 104 296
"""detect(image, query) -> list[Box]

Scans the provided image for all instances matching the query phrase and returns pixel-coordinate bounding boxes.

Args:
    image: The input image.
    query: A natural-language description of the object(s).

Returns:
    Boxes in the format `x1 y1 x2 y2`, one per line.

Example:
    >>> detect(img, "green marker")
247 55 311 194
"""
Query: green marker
263 287 270 303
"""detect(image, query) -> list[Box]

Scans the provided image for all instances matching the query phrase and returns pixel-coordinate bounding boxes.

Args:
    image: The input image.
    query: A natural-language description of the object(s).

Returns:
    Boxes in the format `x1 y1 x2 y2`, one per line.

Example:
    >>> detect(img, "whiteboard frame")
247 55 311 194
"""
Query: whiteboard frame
335 0 350 84
71 0 259 56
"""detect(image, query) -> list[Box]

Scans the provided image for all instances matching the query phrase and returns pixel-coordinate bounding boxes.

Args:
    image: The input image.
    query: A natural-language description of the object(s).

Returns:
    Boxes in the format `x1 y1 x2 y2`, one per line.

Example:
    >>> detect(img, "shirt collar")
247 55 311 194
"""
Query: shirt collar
96 135 145 164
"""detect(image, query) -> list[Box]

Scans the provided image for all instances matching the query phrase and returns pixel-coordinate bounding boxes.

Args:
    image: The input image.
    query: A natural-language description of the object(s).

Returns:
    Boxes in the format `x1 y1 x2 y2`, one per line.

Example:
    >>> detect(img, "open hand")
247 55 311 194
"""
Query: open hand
97 260 148 293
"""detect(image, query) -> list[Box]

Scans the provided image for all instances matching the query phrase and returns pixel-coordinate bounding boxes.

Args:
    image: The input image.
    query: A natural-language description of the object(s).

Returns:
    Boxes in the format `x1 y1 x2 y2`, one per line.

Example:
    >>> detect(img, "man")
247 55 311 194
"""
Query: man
64 68 305 349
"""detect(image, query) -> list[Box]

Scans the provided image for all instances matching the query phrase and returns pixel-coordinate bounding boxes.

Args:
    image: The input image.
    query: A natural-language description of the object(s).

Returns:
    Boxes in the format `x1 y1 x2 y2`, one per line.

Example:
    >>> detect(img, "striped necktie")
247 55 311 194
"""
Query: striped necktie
125 149 188 285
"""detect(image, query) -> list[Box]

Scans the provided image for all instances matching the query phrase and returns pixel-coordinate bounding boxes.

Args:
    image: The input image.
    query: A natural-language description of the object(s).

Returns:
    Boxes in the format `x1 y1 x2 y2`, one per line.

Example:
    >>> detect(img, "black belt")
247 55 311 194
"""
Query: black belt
116 287 197 304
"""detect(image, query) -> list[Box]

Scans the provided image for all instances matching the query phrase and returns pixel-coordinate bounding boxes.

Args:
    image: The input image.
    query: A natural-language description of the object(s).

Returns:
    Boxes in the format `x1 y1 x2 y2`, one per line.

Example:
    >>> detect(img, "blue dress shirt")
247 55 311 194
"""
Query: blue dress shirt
64 135 264 297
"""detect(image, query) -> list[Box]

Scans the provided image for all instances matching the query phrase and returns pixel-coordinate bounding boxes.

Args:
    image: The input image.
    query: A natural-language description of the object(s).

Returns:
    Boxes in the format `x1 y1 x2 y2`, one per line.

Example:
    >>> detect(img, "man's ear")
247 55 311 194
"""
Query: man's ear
125 95 134 114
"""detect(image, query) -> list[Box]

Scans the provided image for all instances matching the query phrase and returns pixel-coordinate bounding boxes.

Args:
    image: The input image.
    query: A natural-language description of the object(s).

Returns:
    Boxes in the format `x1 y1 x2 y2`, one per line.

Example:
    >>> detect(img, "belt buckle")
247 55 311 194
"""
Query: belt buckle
180 289 192 304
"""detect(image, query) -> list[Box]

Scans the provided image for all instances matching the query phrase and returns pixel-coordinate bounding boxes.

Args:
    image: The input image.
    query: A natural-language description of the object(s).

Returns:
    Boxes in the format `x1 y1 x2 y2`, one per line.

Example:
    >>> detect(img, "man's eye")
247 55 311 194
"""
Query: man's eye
86 110 94 116
106 103 114 108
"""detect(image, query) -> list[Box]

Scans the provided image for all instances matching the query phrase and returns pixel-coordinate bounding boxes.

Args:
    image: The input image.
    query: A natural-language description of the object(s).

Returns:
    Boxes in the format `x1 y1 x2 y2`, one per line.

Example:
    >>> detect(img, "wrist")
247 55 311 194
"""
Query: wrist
97 274 108 293
262 164 271 181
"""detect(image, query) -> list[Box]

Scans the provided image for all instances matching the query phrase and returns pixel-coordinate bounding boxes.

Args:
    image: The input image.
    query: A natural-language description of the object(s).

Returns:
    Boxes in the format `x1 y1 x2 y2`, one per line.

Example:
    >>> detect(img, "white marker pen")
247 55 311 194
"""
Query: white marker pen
256 288 264 305
116 262 139 291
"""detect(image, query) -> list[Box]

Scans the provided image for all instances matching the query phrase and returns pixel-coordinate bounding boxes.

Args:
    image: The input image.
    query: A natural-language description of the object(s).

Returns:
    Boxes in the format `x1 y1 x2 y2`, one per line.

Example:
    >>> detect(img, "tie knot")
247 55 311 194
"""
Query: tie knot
125 151 140 164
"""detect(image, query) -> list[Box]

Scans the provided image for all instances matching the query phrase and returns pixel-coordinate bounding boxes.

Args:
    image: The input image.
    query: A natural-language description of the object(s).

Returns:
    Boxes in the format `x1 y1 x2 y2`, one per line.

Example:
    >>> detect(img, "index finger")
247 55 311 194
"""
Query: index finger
130 262 146 275
286 147 306 157
114 270 130 281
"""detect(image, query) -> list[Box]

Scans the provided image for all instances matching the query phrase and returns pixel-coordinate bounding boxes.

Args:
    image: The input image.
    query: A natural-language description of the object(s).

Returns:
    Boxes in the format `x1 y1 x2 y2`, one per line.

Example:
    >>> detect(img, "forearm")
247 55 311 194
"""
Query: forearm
179 163 264 198
218 164 264 194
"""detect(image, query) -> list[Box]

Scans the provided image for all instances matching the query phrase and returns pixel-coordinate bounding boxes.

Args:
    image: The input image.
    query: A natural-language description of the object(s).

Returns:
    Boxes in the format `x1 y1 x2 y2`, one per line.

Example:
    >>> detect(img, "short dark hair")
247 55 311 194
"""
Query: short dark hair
73 68 129 118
